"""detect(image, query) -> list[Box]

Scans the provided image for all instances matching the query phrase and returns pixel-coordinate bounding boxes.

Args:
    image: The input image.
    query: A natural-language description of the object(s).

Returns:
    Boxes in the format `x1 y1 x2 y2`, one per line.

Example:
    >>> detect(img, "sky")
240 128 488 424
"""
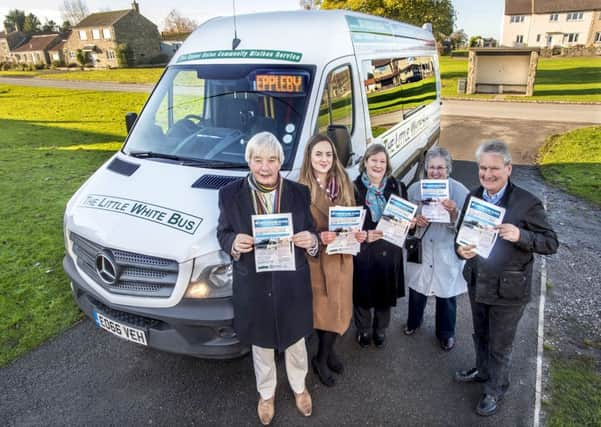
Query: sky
0 0 506 40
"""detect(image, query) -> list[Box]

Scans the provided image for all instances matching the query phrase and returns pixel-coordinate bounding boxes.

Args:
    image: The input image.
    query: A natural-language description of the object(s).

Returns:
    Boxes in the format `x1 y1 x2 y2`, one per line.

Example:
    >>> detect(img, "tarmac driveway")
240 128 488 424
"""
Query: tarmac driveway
2 110 589 426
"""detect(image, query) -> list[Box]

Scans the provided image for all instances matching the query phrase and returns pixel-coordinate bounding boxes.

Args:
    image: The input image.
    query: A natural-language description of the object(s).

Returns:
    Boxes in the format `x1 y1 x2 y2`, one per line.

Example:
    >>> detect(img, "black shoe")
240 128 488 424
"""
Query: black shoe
327 352 344 375
373 332 386 348
476 394 497 416
311 357 335 387
454 368 488 383
403 326 417 336
440 337 455 351
357 332 371 348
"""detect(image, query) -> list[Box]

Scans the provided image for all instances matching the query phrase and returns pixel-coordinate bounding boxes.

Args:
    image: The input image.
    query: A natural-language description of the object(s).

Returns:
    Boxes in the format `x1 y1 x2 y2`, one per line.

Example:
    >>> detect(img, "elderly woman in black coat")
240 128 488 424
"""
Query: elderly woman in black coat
353 144 407 349
217 132 318 425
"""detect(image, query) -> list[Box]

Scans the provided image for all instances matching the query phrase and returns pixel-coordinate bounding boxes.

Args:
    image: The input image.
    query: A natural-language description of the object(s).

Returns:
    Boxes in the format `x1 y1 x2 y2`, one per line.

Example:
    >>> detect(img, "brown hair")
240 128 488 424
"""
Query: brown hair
359 143 392 177
299 134 355 206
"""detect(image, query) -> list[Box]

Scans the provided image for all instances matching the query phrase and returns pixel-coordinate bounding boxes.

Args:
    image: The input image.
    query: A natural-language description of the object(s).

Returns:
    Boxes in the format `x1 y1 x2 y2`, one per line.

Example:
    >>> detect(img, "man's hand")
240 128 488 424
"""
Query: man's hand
457 243 477 259
233 233 254 253
496 223 520 242
293 231 317 249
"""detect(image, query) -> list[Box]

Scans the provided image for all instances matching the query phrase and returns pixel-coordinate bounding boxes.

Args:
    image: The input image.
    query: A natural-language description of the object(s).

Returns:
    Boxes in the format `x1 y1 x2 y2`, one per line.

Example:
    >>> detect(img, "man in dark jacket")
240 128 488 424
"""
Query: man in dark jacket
217 132 318 425
454 140 558 417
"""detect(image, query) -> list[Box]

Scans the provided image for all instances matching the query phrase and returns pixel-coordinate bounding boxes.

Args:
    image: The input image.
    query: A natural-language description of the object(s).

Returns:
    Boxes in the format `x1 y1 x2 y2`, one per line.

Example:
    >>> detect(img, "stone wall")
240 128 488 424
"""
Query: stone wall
113 12 161 65
539 46 601 57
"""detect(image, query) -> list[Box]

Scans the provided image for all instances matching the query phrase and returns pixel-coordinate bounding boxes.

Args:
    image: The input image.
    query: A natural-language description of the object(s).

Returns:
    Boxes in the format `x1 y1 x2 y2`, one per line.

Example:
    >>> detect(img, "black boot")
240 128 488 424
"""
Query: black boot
326 335 343 374
313 330 335 387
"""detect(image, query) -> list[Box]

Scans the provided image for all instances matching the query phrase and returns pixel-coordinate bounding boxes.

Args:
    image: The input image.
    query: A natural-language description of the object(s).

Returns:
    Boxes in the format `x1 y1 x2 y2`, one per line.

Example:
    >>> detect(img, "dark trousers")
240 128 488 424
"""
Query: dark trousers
354 305 391 334
469 290 526 398
406 288 457 340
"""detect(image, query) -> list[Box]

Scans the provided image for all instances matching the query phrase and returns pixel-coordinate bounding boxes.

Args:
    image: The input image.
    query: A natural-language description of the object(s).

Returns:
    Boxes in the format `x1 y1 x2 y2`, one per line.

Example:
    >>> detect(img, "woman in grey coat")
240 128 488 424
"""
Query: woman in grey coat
404 147 469 351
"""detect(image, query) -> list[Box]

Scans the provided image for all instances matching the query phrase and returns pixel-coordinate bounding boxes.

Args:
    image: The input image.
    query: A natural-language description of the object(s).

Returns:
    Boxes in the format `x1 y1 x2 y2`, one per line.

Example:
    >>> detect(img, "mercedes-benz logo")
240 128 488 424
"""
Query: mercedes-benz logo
95 250 119 285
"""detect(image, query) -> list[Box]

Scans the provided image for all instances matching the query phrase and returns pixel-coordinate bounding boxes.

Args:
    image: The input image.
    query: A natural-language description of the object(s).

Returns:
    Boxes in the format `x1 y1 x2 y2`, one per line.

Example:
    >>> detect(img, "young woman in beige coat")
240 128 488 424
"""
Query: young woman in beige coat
299 134 366 387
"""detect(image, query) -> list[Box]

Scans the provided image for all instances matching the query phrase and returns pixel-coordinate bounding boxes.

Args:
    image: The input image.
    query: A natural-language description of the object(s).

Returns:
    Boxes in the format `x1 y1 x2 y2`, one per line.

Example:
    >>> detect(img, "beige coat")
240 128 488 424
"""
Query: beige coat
307 190 354 335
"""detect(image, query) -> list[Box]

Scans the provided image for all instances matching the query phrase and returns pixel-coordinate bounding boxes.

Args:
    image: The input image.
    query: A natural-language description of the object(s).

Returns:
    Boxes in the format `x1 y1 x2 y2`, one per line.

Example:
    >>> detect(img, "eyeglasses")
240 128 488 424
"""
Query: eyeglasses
427 166 448 171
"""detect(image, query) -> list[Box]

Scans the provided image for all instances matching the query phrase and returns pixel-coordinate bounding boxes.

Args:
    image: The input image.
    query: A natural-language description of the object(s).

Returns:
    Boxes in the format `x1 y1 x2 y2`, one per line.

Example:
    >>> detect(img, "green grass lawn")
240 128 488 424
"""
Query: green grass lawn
0 71 43 77
38 67 165 84
545 357 601 426
0 84 148 367
538 126 601 206
440 56 601 102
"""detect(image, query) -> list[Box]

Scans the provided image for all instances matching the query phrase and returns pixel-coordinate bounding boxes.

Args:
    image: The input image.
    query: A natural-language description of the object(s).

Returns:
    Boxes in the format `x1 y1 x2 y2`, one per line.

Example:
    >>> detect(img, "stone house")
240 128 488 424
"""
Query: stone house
0 31 27 63
64 1 161 68
9 34 63 66
503 0 601 47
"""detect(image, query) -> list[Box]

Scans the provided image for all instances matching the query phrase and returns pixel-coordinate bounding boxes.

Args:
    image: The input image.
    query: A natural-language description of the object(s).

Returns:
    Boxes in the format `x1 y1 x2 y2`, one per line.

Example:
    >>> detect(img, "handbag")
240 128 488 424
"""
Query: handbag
404 223 430 264
404 236 423 264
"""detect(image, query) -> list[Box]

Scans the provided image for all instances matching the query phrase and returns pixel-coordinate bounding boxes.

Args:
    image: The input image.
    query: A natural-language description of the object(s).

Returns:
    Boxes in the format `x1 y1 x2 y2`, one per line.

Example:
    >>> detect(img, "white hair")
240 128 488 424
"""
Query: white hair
476 140 512 165
425 146 453 174
245 132 284 164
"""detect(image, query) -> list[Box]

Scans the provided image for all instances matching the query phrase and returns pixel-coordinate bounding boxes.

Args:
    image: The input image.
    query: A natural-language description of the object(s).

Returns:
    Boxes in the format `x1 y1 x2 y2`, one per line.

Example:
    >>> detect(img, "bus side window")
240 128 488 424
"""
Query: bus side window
364 57 437 138
315 65 354 135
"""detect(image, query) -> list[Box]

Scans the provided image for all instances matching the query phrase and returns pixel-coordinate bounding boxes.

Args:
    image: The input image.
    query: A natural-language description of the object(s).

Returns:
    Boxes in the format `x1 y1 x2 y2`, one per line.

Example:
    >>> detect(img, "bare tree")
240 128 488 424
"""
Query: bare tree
164 9 197 33
60 0 89 26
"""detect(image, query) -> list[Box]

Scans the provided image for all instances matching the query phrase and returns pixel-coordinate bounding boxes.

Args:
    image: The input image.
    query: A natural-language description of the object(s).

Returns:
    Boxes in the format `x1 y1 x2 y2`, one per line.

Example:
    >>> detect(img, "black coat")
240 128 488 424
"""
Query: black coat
456 180 558 306
353 176 406 309
217 178 315 350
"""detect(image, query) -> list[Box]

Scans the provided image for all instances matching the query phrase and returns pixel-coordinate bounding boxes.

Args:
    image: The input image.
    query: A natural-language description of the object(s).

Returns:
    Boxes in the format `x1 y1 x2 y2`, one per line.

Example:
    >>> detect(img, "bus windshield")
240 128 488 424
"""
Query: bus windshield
123 64 314 170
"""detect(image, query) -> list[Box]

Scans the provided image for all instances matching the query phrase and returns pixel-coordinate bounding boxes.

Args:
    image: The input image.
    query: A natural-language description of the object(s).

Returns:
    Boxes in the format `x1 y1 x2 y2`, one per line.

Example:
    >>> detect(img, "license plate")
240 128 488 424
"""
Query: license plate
93 310 148 346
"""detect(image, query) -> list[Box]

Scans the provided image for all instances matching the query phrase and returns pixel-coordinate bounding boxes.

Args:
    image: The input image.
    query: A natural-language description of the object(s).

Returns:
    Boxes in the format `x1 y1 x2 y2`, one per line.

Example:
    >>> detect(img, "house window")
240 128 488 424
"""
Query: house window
595 32 601 43
564 33 579 43
79 30 87 40
510 15 525 23
103 28 111 39
92 29 100 40
566 12 584 21
107 50 116 60
516 35 524 43
69 50 76 59
536 34 541 42
549 13 559 21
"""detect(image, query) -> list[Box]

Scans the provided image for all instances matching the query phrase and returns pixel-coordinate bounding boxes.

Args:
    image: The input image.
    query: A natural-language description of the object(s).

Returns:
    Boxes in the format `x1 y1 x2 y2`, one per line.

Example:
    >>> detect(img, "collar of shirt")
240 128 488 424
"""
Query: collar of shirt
482 182 508 206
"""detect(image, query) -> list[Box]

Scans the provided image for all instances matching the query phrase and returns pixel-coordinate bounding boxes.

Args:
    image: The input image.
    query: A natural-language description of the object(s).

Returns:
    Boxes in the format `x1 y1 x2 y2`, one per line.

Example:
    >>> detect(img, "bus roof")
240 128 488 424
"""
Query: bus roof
172 10 436 67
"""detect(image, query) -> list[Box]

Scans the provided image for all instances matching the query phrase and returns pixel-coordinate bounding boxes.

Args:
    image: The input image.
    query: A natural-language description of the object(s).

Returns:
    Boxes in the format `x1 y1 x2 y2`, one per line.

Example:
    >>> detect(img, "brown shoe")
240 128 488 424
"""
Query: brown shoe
294 388 312 417
257 397 275 425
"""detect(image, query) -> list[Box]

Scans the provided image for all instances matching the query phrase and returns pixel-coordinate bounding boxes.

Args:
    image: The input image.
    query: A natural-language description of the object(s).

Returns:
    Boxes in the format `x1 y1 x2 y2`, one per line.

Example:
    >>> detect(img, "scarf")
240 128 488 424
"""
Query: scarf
316 174 339 202
248 173 282 215
361 172 387 222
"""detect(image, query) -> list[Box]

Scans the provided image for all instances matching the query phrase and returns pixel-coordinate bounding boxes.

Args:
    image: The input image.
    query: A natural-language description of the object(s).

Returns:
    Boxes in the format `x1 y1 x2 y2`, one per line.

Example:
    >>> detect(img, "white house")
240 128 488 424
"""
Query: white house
502 0 601 47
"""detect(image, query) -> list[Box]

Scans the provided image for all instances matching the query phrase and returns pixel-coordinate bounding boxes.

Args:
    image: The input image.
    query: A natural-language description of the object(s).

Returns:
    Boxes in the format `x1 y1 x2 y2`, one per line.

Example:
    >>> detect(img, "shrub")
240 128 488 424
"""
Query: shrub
67 62 78 68
76 49 90 69
451 50 469 58
51 59 65 69
116 43 134 67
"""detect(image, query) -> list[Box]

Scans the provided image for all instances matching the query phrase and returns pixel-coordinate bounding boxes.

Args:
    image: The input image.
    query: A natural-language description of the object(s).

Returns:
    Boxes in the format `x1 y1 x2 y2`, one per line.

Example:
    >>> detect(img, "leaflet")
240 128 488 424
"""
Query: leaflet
456 197 506 259
251 213 295 272
420 179 450 223
326 206 365 255
376 194 418 248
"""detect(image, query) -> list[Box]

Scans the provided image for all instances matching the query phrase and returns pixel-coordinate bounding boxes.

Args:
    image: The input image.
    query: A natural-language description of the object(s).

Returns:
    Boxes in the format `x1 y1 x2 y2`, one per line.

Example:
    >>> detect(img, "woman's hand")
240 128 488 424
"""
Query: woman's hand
233 233 254 253
293 231 317 249
441 199 458 221
320 231 337 245
355 230 367 243
457 243 477 259
415 214 429 228
367 229 384 243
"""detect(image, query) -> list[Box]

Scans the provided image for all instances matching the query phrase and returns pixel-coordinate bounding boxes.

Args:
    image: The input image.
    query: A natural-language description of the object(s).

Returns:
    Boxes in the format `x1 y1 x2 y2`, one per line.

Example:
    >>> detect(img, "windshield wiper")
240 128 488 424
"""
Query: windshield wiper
182 159 247 169
129 151 184 161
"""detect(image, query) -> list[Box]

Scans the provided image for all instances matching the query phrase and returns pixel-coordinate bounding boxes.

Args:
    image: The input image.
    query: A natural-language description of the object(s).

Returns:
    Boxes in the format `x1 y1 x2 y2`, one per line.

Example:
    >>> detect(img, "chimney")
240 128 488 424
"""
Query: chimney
131 1 139 13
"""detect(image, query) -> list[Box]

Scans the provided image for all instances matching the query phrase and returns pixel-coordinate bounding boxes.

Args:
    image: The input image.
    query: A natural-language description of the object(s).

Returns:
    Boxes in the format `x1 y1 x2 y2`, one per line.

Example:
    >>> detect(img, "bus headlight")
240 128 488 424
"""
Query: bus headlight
185 250 233 299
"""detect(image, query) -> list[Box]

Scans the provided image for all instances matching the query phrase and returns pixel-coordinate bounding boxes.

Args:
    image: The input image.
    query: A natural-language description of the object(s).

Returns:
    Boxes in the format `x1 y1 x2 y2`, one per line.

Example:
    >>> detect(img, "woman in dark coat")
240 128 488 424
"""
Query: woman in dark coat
353 144 407 348
217 132 317 425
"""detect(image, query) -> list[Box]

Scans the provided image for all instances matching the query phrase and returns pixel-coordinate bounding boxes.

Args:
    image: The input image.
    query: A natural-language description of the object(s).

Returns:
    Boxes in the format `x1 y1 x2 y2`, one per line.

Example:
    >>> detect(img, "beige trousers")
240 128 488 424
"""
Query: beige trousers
252 338 308 399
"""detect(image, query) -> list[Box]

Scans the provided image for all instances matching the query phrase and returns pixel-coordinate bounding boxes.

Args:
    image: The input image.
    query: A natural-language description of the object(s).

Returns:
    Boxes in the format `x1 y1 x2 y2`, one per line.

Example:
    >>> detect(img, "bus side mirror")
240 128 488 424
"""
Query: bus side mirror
125 112 138 134
327 125 353 167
